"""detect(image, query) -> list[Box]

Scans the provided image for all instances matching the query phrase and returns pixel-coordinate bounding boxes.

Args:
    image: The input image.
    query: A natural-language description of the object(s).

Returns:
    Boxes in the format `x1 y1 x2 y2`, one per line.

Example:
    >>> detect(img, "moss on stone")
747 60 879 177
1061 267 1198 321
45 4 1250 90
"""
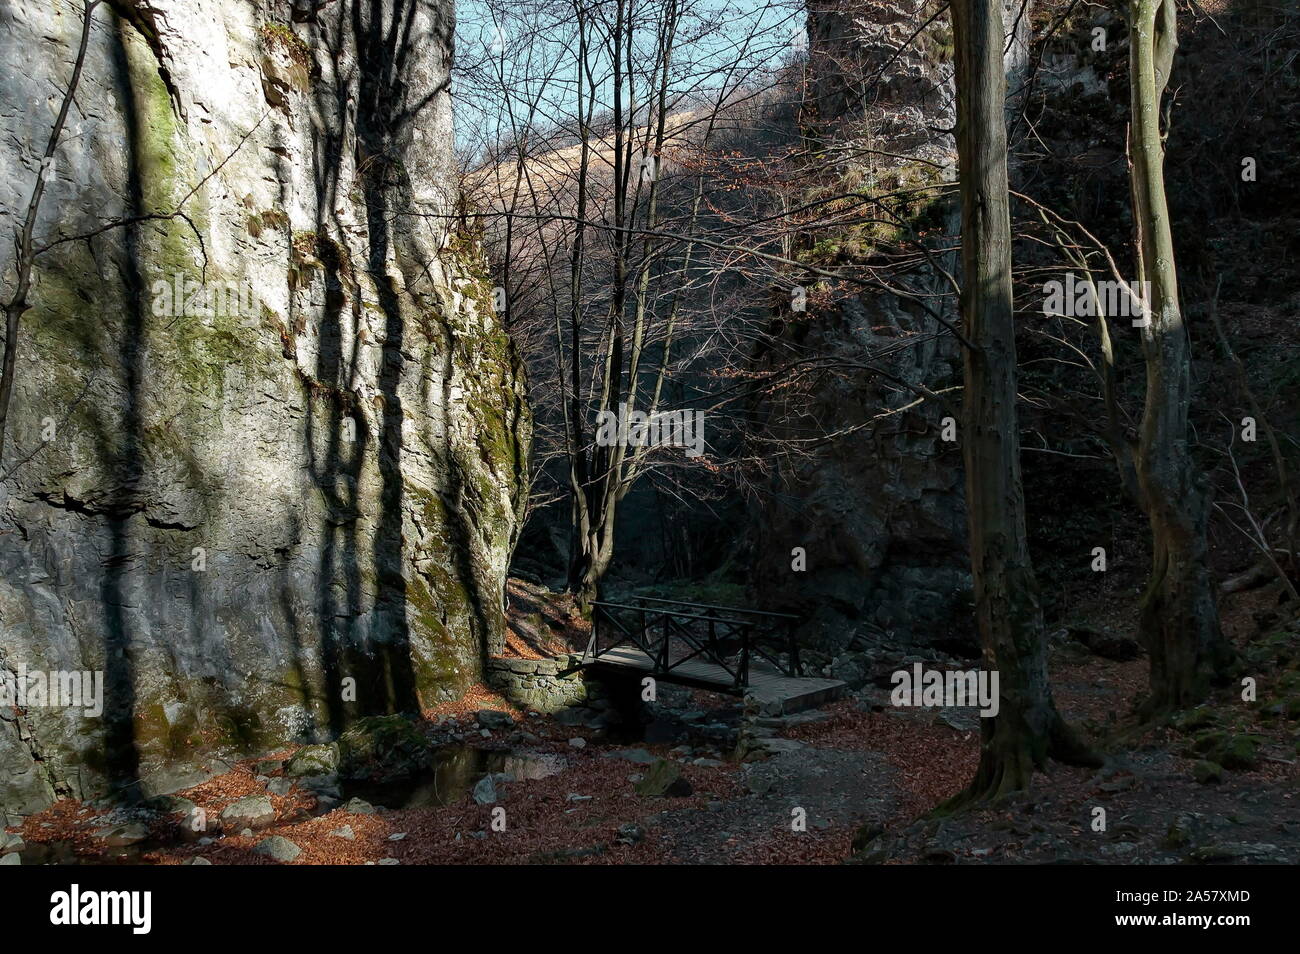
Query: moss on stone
258 22 313 74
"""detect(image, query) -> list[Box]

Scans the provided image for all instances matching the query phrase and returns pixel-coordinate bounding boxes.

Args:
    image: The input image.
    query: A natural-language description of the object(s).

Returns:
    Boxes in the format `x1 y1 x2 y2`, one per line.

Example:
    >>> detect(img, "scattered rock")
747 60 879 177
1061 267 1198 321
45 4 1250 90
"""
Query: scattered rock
149 795 197 816
329 825 356 840
285 743 339 777
1191 731 1263 770
97 822 150 847
377 857 400 865
342 798 376 815
852 823 885 853
253 835 301 863
0 853 19 865
314 795 340 813
1193 760 1224 785
1065 625 1141 661
615 823 645 845
476 710 514 730
182 856 212 865
568 737 587 749
934 707 980 732
267 777 294 797
1170 708 1221 734
220 794 277 831
599 747 657 764
1187 842 1286 864
634 759 693 797
298 773 341 798
473 775 498 805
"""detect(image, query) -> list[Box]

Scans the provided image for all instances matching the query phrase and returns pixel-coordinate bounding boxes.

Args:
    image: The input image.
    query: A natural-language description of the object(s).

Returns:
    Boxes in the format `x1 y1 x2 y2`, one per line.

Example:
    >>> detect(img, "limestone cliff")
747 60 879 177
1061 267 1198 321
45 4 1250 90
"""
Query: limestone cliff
0 0 529 813
752 1 1036 654
752 0 967 650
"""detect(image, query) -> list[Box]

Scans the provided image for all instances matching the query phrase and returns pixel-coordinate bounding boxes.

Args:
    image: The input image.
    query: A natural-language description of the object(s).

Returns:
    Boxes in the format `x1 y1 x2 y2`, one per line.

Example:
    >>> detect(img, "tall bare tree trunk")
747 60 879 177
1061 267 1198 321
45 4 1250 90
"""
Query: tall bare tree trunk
951 0 1095 801
0 1 102 461
1127 0 1235 712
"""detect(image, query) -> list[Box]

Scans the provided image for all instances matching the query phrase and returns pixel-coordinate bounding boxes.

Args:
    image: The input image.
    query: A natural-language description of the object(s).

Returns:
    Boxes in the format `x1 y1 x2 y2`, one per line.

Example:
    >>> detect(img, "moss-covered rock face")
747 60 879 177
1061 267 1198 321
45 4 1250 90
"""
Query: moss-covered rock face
0 0 530 814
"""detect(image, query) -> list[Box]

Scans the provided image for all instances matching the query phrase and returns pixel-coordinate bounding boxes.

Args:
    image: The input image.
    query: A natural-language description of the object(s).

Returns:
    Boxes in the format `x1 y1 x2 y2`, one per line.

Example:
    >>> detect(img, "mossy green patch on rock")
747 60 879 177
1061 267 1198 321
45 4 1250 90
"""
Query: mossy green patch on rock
1192 759 1224 784
1189 730 1264 771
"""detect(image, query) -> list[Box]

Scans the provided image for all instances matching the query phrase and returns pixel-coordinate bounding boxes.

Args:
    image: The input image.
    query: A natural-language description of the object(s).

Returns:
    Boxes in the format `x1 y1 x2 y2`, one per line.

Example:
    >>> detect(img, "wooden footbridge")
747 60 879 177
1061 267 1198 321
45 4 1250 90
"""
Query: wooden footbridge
577 596 845 714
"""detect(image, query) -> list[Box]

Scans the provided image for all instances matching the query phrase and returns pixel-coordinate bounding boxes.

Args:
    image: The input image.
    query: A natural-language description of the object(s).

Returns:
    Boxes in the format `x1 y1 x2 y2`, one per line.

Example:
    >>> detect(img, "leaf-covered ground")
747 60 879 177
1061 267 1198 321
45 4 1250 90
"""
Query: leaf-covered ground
7 587 1298 866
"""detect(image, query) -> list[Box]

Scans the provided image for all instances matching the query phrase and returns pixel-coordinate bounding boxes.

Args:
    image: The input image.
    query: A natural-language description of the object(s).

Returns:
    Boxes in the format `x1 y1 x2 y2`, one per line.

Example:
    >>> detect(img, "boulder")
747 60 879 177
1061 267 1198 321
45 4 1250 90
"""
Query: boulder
286 744 339 778
220 794 276 831
634 759 693 798
253 835 302 863
97 822 151 847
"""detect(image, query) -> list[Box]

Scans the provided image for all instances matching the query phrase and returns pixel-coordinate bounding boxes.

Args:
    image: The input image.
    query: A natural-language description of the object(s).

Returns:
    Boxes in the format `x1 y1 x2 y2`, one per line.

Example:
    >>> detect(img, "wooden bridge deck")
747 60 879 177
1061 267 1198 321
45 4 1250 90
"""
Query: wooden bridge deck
581 645 846 715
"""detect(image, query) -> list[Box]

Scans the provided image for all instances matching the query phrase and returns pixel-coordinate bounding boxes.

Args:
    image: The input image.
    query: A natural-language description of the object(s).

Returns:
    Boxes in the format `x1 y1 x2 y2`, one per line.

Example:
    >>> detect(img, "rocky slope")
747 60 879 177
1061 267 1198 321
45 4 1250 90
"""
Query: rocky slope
0 0 529 814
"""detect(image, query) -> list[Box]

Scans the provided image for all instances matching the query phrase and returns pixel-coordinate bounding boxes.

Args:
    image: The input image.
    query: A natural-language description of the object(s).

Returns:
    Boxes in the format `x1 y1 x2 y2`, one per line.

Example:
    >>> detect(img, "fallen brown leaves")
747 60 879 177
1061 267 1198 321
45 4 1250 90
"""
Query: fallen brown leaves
785 701 979 817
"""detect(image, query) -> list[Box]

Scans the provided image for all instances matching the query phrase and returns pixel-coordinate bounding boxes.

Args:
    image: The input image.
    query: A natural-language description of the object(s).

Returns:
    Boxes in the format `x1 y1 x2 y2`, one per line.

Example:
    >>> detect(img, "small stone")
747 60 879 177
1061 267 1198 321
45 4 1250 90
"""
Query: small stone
634 759 693 798
472 774 498 805
97 822 150 847
0 832 24 852
476 710 514 730
267 777 294 796
615 823 645 845
568 737 587 749
377 857 400 865
220 794 277 830
600 747 656 764
0 853 20 865
388 832 407 841
330 825 356 840
253 835 302 862
285 743 339 777
1193 760 1224 784
342 798 376 815
183 856 212 865
150 795 197 816
298 773 341 797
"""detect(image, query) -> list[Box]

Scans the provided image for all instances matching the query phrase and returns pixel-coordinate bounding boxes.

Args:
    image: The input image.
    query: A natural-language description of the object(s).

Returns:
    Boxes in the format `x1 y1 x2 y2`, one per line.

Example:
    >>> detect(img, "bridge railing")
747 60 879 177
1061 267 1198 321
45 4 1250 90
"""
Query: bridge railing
583 596 803 691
